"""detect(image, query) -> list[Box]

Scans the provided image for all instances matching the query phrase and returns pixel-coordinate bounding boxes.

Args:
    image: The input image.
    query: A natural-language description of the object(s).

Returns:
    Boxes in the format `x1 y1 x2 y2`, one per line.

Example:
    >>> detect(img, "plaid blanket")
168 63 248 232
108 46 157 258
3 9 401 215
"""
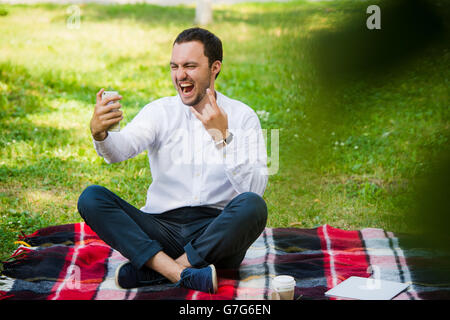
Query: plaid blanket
1 223 449 300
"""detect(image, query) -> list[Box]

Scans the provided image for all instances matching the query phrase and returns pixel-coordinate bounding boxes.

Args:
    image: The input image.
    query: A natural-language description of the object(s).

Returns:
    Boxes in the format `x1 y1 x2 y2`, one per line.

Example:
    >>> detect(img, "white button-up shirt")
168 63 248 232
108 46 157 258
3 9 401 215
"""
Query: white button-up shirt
93 91 268 214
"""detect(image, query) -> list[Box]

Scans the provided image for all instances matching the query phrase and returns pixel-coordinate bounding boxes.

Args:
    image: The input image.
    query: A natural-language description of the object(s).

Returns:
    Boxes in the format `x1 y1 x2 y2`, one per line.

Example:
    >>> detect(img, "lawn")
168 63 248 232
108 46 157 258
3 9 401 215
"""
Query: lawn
0 0 448 260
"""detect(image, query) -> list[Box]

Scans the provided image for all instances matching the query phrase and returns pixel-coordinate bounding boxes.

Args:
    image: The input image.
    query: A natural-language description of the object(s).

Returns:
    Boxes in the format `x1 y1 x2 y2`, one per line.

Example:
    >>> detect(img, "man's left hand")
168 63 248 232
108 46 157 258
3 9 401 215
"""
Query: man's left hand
190 88 229 142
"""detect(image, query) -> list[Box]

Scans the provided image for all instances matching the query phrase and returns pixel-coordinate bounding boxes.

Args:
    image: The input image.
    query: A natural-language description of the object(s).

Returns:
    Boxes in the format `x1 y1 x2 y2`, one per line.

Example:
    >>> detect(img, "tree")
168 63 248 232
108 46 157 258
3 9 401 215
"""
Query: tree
195 0 213 25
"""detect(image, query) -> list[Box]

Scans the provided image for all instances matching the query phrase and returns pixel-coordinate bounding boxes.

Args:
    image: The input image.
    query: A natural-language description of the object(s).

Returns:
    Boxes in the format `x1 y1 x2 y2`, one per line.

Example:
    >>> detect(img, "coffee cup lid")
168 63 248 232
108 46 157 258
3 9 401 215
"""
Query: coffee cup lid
272 275 296 289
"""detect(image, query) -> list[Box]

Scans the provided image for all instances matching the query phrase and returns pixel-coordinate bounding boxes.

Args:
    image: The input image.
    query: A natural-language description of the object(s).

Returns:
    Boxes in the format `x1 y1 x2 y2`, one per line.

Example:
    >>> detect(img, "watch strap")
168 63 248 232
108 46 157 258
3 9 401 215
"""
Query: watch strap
215 131 233 146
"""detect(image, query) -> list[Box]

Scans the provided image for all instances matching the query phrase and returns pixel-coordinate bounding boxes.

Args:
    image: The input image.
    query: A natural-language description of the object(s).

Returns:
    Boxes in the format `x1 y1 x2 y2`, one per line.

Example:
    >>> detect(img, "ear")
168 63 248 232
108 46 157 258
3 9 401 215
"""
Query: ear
211 60 222 78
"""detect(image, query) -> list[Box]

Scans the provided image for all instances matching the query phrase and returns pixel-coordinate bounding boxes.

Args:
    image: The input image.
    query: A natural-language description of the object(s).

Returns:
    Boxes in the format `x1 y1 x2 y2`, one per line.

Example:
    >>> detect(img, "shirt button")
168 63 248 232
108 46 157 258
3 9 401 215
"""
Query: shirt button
196 173 200 177
194 196 199 200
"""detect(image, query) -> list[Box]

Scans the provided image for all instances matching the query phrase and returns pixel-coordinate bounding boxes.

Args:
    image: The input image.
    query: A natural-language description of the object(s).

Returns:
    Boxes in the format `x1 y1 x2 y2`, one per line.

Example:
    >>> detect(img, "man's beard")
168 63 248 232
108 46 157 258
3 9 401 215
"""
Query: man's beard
180 71 211 107
185 83 208 107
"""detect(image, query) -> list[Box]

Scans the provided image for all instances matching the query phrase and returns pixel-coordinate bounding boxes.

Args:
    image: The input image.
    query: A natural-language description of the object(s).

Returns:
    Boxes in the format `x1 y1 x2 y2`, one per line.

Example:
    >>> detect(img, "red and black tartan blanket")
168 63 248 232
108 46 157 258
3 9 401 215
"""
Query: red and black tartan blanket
1 223 449 300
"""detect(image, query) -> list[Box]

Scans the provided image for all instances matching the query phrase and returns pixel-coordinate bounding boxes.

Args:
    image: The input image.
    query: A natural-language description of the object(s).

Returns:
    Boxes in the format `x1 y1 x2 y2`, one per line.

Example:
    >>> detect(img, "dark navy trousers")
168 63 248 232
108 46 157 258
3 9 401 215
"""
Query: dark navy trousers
77 185 267 270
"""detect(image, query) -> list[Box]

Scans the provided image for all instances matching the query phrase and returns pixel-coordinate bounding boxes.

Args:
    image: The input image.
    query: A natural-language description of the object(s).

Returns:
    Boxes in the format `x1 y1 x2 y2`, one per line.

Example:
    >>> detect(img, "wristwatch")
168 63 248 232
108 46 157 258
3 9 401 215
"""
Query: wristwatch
215 132 233 146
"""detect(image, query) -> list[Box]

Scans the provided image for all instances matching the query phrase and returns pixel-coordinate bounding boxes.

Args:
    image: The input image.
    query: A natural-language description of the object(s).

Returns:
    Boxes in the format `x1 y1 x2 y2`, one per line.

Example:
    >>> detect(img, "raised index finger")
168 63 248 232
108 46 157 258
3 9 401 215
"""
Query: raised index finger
96 88 105 104
206 88 220 111
190 107 205 123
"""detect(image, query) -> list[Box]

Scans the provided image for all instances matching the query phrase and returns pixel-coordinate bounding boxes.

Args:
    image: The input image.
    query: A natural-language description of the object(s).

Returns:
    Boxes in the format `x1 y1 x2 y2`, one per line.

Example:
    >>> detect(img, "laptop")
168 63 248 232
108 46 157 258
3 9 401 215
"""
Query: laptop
324 276 410 300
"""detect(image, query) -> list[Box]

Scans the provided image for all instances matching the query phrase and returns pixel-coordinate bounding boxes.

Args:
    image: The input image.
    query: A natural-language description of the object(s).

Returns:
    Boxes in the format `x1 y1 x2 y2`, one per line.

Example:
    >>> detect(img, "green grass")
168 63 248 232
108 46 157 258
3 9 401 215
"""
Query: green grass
0 1 449 259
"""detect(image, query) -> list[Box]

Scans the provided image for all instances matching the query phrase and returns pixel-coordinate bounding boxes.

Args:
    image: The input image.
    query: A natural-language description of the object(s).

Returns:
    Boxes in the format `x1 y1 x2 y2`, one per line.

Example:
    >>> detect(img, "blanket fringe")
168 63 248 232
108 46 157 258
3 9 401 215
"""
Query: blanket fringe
18 230 37 241
13 241 31 248
1 234 47 280
2 246 33 264
0 291 14 300
1 247 34 282
10 247 33 260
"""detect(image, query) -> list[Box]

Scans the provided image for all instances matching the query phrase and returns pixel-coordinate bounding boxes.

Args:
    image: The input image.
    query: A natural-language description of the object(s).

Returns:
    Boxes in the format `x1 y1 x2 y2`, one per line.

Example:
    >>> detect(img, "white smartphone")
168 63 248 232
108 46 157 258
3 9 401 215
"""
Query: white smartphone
102 90 121 132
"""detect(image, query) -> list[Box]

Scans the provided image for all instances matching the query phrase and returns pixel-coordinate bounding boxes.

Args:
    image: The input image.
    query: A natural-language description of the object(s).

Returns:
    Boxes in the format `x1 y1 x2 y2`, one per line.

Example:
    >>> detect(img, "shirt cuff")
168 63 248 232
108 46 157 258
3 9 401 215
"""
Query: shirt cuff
92 132 117 158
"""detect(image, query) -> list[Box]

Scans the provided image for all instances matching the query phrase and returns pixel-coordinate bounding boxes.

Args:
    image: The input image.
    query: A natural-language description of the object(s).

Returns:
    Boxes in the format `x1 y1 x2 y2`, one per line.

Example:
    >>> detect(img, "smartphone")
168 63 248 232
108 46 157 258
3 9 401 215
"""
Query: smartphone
102 90 121 132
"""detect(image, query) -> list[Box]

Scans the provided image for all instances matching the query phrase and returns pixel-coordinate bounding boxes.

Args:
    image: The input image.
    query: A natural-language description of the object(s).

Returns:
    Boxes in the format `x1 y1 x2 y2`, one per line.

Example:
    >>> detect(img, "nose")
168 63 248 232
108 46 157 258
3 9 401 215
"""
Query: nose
176 67 187 81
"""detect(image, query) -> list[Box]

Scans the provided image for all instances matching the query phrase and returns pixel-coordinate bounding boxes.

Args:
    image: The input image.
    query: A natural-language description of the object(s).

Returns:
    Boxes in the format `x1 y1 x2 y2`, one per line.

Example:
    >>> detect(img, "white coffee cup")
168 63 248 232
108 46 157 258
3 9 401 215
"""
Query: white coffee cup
272 275 296 300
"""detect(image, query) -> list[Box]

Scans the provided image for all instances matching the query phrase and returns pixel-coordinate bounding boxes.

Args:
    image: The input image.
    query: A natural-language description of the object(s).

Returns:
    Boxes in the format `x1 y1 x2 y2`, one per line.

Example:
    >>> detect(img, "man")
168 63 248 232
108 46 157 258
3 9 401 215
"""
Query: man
77 28 268 294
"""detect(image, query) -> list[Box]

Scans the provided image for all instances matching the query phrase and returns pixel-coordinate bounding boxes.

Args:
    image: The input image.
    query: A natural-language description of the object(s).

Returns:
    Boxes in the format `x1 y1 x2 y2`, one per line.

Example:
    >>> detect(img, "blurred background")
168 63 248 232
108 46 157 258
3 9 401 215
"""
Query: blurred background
0 0 448 259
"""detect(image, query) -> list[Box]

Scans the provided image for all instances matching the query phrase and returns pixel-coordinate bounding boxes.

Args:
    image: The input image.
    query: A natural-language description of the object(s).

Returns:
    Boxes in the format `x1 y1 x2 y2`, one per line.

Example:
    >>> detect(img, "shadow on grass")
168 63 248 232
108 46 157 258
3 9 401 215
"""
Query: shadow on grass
0 61 96 153
308 0 448 89
0 61 100 114
285 0 449 166
33 1 334 33
0 122 71 149
0 156 91 185
0 61 105 190
0 63 56 119
43 3 196 27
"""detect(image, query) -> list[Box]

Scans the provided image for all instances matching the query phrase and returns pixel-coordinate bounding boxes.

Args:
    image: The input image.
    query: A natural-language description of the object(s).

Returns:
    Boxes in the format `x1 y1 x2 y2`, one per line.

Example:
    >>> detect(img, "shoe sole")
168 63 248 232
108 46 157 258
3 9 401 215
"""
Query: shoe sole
114 261 129 290
210 264 218 294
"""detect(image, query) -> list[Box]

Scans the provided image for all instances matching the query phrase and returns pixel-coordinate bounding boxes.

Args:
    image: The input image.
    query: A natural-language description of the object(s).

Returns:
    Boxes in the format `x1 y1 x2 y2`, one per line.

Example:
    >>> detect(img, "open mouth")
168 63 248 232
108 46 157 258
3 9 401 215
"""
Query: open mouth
179 82 195 96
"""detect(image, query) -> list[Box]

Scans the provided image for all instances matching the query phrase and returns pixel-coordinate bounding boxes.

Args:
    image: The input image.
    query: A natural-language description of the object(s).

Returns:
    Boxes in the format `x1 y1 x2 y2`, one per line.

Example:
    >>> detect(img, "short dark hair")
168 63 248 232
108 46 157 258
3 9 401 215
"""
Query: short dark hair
173 27 223 79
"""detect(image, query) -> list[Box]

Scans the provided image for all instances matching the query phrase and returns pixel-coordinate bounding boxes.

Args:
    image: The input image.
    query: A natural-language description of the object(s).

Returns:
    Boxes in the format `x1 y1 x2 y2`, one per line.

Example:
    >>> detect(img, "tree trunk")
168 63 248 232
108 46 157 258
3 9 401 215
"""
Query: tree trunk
195 0 213 26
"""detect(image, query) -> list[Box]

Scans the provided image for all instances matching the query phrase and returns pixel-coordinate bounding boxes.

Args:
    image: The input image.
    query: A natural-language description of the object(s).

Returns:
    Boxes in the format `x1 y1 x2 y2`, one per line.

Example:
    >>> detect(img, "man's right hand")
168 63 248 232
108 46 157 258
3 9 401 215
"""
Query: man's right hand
90 88 123 141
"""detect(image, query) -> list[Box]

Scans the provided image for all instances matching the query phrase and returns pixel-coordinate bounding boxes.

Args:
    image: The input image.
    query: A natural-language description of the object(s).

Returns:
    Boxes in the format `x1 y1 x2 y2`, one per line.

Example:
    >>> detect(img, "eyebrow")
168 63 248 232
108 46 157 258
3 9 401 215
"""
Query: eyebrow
170 61 199 66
